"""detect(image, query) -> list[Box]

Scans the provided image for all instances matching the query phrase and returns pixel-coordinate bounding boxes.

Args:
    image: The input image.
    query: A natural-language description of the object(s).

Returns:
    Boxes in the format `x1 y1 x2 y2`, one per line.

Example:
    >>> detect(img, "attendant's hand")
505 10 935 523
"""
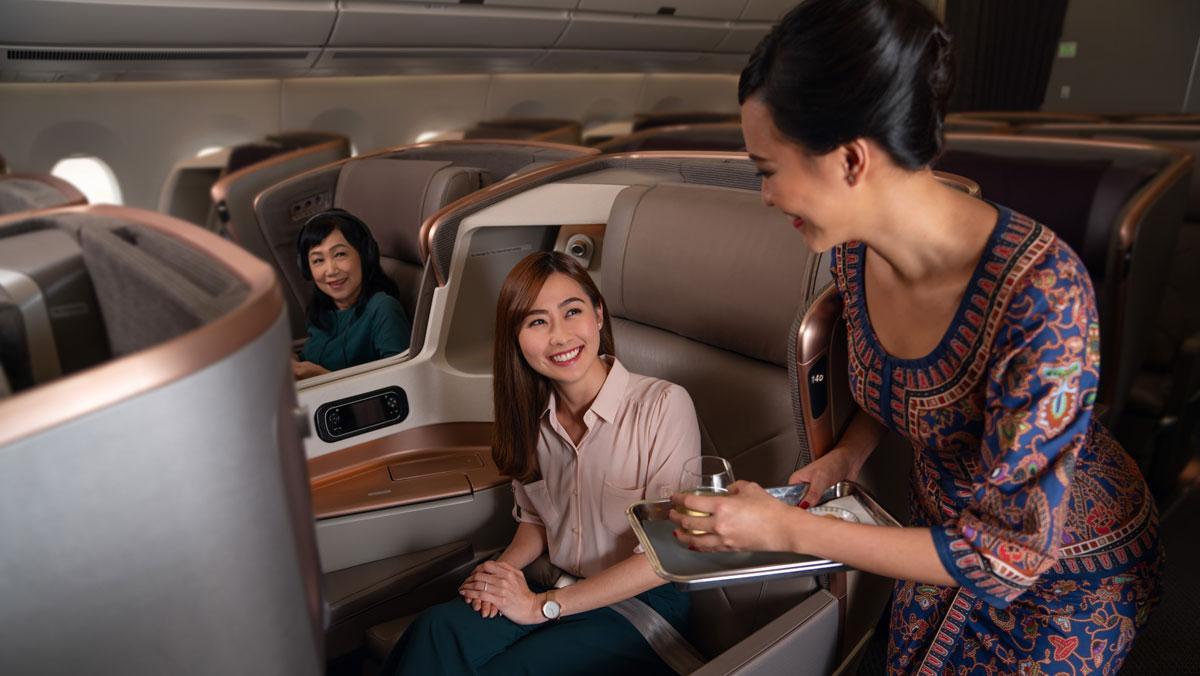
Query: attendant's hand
787 445 864 508
292 359 329 380
670 480 810 552
460 561 546 625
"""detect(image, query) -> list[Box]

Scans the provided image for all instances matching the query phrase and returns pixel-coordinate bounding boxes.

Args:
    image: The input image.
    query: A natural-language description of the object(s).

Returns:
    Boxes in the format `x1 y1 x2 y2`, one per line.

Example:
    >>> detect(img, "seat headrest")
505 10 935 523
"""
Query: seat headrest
334 159 490 265
936 150 1153 278
601 183 819 367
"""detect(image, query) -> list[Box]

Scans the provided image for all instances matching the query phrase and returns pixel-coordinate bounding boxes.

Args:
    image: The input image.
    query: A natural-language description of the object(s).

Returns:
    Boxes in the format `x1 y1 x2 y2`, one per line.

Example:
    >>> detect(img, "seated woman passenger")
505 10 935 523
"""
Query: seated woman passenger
292 209 411 379
384 251 701 675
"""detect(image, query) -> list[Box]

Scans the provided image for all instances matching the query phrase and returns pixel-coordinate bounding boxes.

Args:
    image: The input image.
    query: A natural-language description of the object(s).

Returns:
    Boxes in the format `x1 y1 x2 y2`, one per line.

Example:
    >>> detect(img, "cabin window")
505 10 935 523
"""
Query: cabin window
50 156 123 205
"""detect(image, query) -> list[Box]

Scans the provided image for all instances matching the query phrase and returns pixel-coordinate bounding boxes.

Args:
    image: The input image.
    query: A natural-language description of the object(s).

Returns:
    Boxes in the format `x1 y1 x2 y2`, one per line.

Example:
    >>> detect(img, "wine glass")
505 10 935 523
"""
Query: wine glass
676 455 734 535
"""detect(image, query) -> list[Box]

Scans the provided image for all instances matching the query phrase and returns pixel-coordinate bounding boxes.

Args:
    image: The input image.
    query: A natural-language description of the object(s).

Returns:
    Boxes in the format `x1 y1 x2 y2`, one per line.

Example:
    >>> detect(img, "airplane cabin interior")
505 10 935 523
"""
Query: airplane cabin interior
0 0 1198 674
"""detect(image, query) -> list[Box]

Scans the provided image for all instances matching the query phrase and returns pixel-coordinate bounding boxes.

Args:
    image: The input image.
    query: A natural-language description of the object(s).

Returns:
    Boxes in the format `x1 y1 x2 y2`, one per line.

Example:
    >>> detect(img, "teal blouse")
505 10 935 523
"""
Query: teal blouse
301 293 412 371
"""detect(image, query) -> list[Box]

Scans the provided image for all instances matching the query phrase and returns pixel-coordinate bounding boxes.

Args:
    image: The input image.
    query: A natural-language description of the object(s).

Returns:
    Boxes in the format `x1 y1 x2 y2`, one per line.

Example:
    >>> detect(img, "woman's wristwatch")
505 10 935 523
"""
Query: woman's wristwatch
541 590 562 621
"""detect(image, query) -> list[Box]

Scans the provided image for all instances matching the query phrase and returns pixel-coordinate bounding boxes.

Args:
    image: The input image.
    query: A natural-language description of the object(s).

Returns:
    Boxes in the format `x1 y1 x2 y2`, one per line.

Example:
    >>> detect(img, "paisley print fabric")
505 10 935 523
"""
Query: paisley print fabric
833 207 1161 675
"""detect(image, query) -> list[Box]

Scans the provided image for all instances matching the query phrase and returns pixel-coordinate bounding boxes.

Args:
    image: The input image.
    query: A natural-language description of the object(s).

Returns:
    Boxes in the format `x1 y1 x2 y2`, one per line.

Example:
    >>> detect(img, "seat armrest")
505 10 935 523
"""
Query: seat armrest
693 589 839 676
323 541 473 626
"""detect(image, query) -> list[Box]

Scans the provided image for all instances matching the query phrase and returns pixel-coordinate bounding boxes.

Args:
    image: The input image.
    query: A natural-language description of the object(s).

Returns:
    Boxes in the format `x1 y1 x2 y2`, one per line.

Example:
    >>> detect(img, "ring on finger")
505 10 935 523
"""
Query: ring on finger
483 582 488 593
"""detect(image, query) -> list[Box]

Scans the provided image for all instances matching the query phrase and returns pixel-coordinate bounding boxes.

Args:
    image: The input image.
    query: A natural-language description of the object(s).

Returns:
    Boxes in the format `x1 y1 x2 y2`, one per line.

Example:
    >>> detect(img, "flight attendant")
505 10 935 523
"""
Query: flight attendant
385 251 701 675
669 1 1162 673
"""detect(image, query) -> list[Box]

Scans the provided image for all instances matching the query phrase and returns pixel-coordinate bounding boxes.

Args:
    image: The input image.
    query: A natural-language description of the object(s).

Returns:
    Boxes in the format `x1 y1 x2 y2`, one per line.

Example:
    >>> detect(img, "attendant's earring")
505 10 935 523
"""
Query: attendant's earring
846 172 857 186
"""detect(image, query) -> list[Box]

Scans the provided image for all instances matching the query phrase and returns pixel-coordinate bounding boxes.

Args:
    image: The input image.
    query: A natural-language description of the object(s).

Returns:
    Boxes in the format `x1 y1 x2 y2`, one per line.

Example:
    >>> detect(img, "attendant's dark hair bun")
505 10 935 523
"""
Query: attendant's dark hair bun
739 0 955 169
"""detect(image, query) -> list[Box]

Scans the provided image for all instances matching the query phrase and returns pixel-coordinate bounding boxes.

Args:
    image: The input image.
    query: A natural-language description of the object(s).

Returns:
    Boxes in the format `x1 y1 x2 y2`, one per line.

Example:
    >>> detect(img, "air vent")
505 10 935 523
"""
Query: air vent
6 49 309 62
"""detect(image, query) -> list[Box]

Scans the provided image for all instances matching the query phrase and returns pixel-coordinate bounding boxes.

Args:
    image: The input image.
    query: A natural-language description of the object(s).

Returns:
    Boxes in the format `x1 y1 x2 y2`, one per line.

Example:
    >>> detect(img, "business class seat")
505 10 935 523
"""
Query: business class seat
253 140 597 339
463 118 583 145
210 131 351 251
0 204 323 675
946 111 1107 128
631 111 742 132
0 172 87 215
935 133 1193 424
596 123 747 153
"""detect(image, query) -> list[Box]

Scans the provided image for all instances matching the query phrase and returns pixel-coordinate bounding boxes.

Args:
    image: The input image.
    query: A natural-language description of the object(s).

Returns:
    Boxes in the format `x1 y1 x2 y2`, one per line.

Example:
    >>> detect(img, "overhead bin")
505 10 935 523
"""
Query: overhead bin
577 0 743 20
717 23 772 53
331 3 570 49
384 0 577 7
739 0 796 22
557 12 730 52
0 0 336 47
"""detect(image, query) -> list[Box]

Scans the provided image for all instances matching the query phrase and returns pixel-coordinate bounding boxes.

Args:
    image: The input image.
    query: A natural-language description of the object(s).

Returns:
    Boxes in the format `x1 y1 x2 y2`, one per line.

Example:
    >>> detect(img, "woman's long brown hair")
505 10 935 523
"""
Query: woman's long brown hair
492 251 615 483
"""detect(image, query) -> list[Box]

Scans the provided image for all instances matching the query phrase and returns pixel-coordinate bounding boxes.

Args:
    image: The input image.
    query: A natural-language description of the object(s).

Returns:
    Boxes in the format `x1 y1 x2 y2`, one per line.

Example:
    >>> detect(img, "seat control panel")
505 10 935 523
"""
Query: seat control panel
314 386 409 442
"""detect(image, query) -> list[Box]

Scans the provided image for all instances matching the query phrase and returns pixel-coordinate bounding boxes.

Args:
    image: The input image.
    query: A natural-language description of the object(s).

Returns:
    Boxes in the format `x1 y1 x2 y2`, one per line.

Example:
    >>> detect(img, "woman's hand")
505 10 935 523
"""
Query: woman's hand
460 561 545 625
670 480 812 552
788 445 866 507
457 562 501 618
292 359 329 380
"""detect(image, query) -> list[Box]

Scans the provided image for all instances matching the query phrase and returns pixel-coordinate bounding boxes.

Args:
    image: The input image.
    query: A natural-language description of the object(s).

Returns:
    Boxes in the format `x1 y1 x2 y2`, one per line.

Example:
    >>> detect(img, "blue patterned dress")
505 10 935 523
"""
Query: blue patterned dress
833 207 1162 675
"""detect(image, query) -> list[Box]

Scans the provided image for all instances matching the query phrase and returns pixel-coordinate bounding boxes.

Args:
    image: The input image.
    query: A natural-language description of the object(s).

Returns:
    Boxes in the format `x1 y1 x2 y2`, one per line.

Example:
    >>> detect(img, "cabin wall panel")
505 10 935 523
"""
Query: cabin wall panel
1043 0 1200 113
484 74 644 126
0 81 280 209
638 73 740 114
281 75 491 156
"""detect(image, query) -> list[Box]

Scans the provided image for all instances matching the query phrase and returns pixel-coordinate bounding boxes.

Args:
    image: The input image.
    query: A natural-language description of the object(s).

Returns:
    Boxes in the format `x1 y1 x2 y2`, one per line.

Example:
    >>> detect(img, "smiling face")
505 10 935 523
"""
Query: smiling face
306 228 364 310
741 96 856 251
517 272 607 393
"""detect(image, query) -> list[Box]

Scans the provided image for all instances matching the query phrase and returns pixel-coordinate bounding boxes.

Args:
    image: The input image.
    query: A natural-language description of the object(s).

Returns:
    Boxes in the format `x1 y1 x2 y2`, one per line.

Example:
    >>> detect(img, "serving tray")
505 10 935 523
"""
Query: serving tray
627 481 901 590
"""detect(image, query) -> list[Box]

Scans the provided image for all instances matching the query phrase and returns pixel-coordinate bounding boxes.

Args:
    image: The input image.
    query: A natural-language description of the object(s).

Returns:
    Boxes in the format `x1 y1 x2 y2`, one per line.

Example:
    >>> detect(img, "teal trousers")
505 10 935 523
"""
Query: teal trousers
383 582 691 676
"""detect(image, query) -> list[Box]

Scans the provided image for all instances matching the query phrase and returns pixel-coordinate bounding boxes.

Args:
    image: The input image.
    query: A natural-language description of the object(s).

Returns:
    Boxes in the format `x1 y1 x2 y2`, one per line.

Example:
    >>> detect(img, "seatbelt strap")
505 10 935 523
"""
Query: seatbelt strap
610 597 706 675
554 572 704 675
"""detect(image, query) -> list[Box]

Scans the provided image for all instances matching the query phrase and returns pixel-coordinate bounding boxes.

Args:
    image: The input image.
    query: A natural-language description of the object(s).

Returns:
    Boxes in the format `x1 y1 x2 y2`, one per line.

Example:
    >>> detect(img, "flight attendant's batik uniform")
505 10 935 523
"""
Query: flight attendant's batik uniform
832 206 1162 675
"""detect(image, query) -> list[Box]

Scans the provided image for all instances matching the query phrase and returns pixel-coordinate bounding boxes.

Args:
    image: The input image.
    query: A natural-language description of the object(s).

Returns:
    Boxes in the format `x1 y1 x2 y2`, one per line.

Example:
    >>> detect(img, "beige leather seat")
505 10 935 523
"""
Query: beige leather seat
946 111 1107 127
0 173 86 215
208 132 350 292
463 118 583 145
254 140 597 339
596 123 746 153
936 133 1194 423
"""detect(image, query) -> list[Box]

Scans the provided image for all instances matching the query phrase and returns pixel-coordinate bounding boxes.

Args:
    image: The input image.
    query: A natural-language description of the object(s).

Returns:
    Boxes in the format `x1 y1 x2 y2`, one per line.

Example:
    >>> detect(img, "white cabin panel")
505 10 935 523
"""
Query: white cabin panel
0 80 280 208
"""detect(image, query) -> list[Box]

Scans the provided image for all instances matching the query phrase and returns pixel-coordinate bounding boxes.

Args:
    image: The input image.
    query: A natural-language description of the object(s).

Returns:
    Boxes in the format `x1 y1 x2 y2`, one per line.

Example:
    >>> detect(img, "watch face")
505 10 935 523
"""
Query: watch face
542 599 562 619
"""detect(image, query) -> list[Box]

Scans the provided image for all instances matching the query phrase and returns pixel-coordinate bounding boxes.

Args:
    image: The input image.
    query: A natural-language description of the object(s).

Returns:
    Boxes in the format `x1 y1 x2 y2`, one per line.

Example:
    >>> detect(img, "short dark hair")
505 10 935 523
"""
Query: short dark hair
295 209 401 331
738 0 953 170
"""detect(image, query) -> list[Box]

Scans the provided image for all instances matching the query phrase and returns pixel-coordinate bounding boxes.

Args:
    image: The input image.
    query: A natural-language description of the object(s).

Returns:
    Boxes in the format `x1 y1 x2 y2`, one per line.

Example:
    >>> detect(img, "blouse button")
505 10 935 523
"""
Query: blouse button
572 527 580 534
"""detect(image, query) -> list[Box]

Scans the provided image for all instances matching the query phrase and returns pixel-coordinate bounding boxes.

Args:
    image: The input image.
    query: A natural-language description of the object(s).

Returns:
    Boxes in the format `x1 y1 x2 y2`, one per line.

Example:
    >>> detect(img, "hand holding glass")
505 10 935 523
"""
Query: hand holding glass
675 455 734 536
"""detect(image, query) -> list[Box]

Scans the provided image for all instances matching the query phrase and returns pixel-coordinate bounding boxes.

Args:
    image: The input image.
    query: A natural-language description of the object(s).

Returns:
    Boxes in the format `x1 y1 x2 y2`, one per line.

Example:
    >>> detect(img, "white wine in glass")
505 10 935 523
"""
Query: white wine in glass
676 456 734 536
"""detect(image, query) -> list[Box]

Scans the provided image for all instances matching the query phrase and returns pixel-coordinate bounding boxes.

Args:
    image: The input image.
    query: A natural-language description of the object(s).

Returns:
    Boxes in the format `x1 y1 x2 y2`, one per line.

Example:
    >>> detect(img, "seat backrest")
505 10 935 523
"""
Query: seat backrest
0 173 87 215
463 118 582 145
631 110 741 132
601 181 831 656
936 133 1193 422
596 123 746 153
947 111 1107 127
333 158 490 319
0 205 323 675
253 140 597 340
1016 123 1200 222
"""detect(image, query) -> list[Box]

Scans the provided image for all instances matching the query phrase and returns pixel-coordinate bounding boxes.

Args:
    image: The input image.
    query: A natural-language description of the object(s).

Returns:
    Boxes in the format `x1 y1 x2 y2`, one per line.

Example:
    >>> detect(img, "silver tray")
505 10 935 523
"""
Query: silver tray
627 481 901 591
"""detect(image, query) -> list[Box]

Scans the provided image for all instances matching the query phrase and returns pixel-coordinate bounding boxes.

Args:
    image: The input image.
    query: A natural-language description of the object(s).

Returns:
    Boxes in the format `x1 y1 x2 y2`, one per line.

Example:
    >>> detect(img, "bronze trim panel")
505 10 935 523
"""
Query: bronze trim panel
0 204 282 447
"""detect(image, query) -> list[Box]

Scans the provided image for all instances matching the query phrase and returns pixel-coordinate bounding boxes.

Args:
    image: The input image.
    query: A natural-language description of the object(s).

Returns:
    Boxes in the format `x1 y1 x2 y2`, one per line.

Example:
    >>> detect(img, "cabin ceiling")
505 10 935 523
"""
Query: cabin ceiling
0 0 793 82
